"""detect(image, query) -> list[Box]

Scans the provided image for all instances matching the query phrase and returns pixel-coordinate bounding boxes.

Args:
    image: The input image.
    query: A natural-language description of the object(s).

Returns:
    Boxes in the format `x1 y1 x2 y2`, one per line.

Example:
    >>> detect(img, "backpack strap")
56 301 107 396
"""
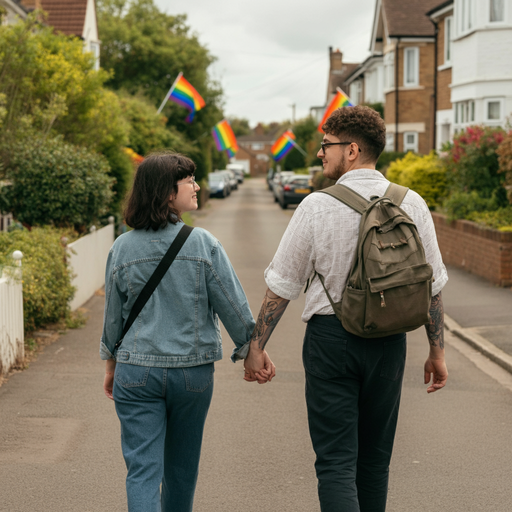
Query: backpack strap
317 184 369 214
384 183 409 206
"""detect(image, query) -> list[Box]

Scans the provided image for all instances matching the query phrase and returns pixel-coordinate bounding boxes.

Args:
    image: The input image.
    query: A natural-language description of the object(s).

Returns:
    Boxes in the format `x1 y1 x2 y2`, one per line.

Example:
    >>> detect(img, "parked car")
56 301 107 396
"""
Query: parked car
217 169 238 191
231 168 244 184
267 168 276 190
272 171 296 202
208 173 230 198
276 175 313 209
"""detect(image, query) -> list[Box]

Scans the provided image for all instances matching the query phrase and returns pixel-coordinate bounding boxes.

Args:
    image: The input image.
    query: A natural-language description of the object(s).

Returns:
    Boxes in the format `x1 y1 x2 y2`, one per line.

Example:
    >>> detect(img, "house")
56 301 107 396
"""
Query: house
236 124 279 176
0 0 27 24
427 1 453 150
345 53 385 109
429 0 512 148
310 47 359 124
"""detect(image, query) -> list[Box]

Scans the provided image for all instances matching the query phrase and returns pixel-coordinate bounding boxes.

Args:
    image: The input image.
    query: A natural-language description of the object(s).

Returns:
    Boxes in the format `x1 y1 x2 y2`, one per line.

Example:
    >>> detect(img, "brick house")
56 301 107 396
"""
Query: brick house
236 124 280 177
0 0 27 24
310 47 359 124
427 1 454 150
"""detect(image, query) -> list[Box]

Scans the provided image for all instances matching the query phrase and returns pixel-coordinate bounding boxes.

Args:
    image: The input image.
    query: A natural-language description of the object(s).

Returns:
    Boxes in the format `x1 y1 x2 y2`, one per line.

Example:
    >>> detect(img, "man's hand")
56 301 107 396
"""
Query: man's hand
244 348 275 384
103 359 116 400
424 356 448 393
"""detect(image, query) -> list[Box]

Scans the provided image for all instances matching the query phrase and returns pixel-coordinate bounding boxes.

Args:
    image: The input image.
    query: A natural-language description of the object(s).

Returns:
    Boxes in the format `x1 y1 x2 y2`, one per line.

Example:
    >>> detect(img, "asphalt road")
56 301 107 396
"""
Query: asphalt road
1 178 512 511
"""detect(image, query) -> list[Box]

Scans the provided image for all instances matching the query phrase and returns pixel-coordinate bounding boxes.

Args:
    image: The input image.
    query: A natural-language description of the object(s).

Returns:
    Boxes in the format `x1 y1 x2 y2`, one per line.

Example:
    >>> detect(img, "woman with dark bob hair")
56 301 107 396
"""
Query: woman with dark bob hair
101 152 274 512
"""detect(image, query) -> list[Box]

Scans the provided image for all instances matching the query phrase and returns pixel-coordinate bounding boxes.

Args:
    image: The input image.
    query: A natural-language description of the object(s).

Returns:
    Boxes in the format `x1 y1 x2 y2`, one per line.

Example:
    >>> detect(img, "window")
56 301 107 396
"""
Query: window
384 51 395 90
490 0 505 22
403 132 418 153
445 16 453 64
454 100 475 128
403 47 419 87
89 42 100 71
251 143 264 150
350 81 362 105
485 98 503 122
385 133 395 152
441 124 451 145
459 0 474 33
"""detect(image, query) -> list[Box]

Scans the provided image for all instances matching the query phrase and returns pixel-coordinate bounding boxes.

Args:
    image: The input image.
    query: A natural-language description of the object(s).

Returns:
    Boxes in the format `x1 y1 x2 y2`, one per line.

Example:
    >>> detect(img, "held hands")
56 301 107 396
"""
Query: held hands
424 356 448 393
243 348 276 384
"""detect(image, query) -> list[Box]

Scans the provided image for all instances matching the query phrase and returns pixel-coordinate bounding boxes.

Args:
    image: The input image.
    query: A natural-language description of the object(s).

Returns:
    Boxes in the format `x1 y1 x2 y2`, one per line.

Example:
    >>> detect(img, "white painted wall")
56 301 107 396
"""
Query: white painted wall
364 60 385 103
82 0 100 69
68 221 114 311
0 254 24 375
437 108 454 150
451 0 512 127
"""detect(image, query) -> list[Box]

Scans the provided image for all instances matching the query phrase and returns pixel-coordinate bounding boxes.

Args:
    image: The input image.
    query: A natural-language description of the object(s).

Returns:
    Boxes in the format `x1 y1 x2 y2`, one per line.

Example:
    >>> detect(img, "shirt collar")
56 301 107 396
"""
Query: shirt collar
336 169 386 185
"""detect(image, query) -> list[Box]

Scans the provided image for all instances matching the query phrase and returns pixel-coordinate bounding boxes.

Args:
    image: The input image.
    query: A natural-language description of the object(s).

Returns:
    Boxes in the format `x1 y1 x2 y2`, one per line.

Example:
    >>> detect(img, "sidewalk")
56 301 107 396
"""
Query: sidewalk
443 264 512 374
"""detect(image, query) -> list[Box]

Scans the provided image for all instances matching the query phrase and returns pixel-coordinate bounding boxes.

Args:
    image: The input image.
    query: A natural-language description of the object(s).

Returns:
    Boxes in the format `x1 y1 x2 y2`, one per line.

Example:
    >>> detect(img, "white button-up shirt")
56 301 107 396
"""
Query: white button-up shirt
264 169 449 323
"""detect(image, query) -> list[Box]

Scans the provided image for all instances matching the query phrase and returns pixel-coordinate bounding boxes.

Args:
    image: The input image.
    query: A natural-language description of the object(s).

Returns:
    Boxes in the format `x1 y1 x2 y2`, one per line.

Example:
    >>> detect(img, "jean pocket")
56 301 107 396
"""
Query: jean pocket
183 363 214 392
303 332 348 379
114 363 150 388
380 336 407 381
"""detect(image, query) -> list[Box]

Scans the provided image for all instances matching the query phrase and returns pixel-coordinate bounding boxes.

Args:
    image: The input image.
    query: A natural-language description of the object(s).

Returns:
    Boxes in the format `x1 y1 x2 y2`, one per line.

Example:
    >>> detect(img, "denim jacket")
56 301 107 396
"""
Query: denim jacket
100 222 255 367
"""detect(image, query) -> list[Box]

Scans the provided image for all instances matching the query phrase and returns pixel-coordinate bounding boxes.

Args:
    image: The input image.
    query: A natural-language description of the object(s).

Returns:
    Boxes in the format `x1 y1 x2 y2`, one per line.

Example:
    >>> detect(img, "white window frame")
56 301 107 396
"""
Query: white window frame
384 51 395 91
403 132 418 153
458 0 475 35
444 16 453 65
490 0 505 23
251 143 264 151
454 100 475 129
403 47 419 87
385 133 395 152
484 98 504 122
89 42 100 71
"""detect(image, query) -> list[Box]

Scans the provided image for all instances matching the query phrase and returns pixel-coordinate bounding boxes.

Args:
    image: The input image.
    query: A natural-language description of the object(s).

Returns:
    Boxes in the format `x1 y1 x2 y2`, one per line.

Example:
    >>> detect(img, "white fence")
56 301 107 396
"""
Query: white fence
68 220 115 311
0 252 24 375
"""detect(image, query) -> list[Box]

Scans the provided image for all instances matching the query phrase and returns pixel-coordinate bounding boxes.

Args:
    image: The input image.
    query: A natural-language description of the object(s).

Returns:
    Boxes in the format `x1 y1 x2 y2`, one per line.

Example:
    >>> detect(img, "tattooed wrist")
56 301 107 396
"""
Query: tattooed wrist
425 292 444 350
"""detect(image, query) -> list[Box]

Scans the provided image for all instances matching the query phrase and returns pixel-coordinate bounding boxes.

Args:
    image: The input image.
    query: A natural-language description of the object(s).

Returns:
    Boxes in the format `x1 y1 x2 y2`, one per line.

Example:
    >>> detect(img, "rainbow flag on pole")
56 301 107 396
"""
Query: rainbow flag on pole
212 119 239 153
317 88 354 132
156 72 206 122
271 130 296 161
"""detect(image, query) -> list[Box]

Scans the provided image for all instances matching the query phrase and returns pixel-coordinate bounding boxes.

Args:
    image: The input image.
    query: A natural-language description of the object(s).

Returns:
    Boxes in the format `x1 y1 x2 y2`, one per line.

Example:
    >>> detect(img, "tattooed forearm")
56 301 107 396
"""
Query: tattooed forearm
251 288 290 350
425 292 444 349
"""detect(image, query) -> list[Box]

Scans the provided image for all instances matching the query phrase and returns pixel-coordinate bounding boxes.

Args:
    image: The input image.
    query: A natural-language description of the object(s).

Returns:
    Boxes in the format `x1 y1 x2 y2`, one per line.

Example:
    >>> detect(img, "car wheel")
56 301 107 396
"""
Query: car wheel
280 201 288 209
274 195 278 202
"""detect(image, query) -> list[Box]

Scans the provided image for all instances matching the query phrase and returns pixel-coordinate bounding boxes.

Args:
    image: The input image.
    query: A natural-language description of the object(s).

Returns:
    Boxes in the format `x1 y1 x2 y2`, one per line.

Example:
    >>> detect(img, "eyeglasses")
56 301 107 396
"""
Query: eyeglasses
177 176 196 186
320 142 361 154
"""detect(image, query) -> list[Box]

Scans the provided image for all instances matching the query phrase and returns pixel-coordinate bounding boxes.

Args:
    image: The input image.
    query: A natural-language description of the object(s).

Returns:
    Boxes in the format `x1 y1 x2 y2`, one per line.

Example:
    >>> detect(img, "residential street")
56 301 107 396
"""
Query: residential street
1 178 512 511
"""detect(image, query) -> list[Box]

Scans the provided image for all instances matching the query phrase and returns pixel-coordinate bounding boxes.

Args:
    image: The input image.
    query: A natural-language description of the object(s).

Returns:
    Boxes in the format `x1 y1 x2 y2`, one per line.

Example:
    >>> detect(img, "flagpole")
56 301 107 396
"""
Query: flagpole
285 134 308 157
156 71 183 115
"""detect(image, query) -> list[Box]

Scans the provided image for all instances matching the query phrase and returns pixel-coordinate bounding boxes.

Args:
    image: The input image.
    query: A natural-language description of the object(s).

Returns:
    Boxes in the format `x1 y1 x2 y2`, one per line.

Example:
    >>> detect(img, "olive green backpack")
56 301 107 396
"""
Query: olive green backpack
316 183 433 338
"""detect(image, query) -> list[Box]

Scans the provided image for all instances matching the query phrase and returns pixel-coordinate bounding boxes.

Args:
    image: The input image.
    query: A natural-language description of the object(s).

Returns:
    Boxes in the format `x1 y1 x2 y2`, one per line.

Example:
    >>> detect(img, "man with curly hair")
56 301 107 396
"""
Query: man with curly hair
244 105 449 511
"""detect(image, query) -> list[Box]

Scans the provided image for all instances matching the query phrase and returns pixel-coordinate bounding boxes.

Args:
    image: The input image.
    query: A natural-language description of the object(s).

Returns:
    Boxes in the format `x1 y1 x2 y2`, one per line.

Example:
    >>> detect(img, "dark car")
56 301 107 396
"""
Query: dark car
272 171 296 202
277 175 313 209
208 173 230 198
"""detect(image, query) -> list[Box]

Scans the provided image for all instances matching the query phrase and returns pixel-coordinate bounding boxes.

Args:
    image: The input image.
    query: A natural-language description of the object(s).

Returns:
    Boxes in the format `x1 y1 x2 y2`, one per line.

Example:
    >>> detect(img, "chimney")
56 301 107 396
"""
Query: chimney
254 123 265 136
329 47 343 72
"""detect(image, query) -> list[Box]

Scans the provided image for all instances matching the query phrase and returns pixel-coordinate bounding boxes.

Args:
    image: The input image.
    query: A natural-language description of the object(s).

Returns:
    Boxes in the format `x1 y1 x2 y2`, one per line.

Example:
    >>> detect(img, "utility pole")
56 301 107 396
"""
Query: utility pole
289 103 296 125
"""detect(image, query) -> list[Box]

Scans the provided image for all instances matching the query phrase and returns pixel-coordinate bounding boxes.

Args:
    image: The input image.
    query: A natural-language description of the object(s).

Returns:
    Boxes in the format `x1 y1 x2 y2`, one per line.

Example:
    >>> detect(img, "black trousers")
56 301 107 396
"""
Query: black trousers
303 315 406 512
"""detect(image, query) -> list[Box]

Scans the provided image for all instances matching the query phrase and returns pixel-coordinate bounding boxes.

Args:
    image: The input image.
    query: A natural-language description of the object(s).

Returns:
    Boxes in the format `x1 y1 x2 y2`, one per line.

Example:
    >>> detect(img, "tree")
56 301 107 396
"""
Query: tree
283 116 323 170
96 0 225 147
228 117 251 137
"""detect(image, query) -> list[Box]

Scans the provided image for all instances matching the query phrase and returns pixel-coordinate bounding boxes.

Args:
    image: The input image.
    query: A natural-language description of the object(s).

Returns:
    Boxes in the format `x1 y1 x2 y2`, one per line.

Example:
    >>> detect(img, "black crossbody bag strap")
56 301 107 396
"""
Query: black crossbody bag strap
113 224 194 352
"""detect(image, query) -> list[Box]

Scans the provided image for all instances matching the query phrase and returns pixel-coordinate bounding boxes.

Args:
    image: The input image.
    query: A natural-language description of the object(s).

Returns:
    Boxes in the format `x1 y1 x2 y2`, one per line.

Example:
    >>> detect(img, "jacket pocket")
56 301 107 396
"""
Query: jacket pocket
303 332 347 379
114 363 150 388
183 363 214 392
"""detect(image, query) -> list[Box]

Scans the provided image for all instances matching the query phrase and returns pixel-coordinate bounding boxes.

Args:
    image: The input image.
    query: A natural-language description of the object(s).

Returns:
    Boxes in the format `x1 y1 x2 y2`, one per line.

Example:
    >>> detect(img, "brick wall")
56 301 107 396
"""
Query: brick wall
432 213 512 286
437 68 452 111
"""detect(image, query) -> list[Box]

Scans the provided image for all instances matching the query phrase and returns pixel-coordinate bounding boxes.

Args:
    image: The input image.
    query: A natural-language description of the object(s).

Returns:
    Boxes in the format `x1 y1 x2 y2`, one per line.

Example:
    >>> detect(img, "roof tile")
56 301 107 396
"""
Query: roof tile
383 0 441 37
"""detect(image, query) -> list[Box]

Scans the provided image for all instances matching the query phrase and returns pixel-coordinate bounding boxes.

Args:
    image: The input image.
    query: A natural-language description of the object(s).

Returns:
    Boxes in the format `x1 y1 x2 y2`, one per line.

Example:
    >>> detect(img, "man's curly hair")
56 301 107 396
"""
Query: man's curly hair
322 105 386 163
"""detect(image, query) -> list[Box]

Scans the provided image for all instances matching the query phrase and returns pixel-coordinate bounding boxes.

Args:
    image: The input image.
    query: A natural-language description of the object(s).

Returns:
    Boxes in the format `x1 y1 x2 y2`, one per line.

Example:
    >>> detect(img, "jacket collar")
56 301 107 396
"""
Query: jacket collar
336 169 386 184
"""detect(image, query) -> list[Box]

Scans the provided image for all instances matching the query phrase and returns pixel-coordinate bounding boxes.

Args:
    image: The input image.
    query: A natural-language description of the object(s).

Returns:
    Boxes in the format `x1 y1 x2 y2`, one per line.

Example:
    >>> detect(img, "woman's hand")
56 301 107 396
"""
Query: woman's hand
103 360 116 400
244 348 275 384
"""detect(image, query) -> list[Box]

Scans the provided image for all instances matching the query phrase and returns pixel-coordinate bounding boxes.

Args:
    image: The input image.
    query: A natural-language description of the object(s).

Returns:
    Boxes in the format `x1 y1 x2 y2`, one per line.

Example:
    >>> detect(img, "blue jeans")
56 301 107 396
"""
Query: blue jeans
113 362 214 512
303 315 406 512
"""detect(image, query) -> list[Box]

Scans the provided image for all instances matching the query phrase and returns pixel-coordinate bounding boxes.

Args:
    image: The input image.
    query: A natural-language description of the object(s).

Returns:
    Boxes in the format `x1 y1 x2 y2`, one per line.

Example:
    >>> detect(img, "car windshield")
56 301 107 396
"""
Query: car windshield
209 175 224 182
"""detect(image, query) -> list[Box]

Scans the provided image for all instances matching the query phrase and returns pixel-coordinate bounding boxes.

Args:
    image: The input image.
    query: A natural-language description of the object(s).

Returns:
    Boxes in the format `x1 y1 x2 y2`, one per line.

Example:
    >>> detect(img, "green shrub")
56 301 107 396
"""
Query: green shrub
0 227 75 332
497 131 512 205
376 151 406 173
386 151 448 208
4 137 115 232
443 191 499 221
467 207 512 231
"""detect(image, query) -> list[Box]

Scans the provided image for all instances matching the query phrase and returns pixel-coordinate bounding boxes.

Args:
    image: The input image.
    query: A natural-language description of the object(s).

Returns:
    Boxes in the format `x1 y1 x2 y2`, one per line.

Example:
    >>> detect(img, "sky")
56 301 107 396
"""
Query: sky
155 0 377 127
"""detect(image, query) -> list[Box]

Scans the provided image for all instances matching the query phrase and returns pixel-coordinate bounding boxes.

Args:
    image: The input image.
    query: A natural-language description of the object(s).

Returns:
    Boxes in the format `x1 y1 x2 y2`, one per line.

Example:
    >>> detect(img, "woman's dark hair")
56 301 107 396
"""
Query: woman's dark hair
124 152 196 230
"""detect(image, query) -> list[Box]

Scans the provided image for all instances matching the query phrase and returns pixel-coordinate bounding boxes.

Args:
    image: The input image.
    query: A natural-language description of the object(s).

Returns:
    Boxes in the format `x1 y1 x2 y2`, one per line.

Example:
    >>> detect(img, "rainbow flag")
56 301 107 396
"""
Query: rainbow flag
226 147 236 158
157 72 206 122
271 130 296 161
123 147 144 165
317 89 354 132
212 120 238 152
